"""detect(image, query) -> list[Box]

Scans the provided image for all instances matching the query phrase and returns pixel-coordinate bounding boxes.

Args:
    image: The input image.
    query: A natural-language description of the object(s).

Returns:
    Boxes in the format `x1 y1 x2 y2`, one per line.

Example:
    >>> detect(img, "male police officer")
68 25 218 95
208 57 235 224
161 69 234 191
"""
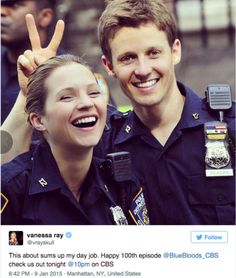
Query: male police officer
97 0 235 224
1 0 59 123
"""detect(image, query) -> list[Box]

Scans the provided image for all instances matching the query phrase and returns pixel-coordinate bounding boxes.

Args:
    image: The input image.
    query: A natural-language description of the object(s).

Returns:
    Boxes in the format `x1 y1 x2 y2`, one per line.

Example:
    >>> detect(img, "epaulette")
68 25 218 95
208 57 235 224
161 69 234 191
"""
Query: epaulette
105 108 131 130
111 110 131 121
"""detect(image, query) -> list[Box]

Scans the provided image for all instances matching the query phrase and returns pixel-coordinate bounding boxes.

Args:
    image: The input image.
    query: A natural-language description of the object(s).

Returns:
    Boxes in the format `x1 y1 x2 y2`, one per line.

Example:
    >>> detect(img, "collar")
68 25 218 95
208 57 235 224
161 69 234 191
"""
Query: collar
28 141 113 206
29 141 68 195
114 82 219 145
113 111 149 145
177 82 213 129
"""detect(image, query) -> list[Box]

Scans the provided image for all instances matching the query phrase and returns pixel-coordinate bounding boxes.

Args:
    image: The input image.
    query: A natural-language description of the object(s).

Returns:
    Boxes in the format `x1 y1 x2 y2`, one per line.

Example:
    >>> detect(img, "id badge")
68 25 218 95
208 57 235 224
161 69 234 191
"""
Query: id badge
204 121 233 177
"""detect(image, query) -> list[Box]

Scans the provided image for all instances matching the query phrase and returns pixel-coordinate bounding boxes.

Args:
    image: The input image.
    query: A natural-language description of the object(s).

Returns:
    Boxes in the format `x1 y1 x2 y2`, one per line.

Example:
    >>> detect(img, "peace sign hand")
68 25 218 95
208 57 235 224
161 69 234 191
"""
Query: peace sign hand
17 14 65 95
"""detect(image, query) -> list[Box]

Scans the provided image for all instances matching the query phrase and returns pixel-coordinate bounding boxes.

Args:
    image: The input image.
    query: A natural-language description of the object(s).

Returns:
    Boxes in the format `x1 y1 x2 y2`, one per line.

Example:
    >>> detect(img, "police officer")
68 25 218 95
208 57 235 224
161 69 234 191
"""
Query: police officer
97 0 235 225
1 141 148 225
2 1 235 225
1 54 149 225
101 84 235 224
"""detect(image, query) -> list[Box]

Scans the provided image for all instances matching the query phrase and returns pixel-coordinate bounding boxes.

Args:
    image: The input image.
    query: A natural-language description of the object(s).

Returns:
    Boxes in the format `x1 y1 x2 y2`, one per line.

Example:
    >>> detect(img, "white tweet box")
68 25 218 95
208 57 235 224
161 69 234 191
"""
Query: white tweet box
0 226 235 278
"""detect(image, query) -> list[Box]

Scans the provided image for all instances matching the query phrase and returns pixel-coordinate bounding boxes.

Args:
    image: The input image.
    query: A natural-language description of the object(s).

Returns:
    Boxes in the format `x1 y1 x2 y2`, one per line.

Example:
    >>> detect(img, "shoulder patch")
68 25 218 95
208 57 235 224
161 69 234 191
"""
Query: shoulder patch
129 188 150 225
1 193 9 214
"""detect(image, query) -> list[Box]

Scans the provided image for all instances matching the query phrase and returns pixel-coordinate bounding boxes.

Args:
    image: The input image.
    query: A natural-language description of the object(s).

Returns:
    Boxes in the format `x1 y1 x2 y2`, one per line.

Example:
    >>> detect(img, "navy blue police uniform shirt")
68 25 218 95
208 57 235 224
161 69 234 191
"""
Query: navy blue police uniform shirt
1 141 149 225
96 82 235 225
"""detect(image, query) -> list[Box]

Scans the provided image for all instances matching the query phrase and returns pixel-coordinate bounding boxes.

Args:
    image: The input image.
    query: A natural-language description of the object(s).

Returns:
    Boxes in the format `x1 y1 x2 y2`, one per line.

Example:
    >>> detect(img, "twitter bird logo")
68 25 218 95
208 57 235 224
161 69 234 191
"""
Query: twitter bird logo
196 235 202 240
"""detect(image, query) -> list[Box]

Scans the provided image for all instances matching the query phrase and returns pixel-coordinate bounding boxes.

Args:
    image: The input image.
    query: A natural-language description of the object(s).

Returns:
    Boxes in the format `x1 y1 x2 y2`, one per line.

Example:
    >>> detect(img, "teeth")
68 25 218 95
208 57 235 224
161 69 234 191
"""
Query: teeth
134 79 157 88
74 116 96 125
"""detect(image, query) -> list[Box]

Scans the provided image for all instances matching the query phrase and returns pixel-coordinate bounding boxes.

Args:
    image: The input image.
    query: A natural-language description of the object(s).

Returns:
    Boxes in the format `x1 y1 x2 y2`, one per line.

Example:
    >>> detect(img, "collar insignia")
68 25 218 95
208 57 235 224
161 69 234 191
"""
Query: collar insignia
125 125 131 133
192 113 200 120
38 178 47 187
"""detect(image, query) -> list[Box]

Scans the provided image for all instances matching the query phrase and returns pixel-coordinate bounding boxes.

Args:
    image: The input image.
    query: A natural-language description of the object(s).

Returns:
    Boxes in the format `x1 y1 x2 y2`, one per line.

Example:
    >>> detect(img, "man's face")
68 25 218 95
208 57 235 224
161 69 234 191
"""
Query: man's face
102 22 181 109
1 0 38 47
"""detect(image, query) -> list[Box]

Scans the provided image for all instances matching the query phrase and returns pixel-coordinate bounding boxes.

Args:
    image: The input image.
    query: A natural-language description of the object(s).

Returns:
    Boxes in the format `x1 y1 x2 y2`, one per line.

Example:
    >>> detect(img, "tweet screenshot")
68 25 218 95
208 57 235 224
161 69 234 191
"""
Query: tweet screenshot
1 0 235 277
1 226 235 277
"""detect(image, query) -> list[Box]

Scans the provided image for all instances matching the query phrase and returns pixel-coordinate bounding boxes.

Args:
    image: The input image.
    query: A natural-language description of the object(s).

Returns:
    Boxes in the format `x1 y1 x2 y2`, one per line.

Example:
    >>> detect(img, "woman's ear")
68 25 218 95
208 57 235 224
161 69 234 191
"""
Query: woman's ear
29 113 46 132
101 55 117 78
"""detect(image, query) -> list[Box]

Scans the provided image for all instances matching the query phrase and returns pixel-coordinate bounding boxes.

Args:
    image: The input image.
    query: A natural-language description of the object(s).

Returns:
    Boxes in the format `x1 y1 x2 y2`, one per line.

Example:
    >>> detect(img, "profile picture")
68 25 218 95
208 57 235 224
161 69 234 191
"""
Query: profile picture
9 231 23 246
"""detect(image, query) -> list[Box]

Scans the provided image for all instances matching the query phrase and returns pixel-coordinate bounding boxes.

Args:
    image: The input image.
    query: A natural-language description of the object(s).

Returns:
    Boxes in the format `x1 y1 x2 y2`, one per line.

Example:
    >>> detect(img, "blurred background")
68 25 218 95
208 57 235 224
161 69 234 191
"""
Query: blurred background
55 0 235 109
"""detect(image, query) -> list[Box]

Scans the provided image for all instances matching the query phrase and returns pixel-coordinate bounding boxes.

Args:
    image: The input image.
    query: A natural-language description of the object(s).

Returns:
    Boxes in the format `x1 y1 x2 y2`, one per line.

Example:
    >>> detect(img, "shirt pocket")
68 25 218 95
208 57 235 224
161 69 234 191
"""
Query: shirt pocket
187 175 235 224
187 175 234 205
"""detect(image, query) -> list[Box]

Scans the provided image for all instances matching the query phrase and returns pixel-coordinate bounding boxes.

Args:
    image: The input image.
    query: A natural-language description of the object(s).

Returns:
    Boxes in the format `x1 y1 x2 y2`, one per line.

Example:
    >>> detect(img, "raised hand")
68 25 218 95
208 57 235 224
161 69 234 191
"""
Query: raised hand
17 14 65 95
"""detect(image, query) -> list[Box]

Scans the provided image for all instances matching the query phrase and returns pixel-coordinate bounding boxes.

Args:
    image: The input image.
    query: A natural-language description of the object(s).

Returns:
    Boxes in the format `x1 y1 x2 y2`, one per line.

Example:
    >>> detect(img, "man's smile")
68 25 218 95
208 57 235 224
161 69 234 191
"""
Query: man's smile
132 78 160 88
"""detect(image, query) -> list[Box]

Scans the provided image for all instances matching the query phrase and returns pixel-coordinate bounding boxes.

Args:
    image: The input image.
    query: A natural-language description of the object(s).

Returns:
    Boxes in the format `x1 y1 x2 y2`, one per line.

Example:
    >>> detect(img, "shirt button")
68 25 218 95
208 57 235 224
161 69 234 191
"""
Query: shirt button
217 194 225 202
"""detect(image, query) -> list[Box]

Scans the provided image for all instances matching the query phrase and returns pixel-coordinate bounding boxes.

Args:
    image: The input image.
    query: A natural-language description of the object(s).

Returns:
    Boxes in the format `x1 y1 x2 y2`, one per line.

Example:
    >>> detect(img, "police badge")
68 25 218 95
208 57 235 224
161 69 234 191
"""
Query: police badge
110 206 128 225
204 121 233 177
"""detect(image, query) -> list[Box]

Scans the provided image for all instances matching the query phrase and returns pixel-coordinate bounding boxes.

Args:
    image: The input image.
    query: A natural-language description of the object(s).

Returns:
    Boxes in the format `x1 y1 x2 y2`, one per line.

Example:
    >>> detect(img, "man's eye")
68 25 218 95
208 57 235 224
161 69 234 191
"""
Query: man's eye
149 50 160 57
120 55 134 64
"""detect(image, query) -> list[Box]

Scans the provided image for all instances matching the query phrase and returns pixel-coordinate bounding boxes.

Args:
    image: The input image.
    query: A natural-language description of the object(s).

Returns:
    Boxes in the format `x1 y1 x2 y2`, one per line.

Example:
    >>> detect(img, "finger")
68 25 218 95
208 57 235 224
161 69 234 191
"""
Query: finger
47 20 65 52
23 50 38 69
25 14 41 50
17 55 35 73
34 54 48 66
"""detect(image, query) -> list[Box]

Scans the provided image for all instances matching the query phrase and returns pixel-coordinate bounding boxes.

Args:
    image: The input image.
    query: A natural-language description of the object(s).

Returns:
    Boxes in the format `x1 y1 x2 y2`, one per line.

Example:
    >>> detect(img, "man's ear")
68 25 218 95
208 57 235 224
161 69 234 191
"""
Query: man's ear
172 39 181 65
101 55 116 78
38 8 54 28
29 113 46 132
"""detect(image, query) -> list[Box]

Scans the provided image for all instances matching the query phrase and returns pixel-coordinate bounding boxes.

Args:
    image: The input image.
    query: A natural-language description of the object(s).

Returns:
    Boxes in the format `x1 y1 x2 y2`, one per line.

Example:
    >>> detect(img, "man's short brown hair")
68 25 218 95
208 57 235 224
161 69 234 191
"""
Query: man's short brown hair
98 0 177 62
